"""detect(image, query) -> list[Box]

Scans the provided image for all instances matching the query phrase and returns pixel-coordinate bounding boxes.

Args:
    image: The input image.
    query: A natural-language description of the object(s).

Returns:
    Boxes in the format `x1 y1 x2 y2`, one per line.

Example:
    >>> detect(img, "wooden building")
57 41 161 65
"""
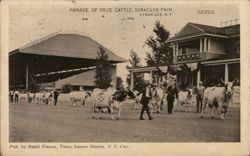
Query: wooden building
128 22 240 88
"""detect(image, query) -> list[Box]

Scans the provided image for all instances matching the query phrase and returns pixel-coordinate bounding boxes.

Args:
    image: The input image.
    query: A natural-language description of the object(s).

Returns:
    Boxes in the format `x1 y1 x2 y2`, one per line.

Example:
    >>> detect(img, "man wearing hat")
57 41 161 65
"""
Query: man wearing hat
166 81 178 114
137 81 154 120
196 81 205 113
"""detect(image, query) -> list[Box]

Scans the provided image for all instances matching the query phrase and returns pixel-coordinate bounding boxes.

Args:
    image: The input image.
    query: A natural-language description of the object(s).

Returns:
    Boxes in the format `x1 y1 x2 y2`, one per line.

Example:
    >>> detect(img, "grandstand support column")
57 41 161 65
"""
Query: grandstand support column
225 63 229 82
197 68 201 87
26 61 29 90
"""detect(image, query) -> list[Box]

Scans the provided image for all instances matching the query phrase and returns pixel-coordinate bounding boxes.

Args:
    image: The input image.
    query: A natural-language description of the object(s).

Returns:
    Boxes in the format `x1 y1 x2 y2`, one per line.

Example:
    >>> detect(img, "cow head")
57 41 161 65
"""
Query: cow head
221 78 237 98
85 91 91 97
125 88 136 99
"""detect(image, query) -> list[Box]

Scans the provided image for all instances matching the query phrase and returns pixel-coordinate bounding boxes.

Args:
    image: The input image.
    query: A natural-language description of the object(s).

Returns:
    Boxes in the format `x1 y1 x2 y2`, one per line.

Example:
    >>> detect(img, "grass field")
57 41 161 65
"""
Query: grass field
9 97 240 142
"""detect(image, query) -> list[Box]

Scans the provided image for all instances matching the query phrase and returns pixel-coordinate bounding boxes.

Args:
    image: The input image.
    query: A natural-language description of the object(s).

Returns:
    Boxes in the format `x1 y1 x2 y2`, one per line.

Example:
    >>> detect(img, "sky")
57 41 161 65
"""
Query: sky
8 1 239 83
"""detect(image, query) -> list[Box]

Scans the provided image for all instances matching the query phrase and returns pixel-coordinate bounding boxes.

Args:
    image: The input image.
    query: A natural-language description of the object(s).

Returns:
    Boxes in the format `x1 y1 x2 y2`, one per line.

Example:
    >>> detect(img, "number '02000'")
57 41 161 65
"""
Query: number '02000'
197 10 214 14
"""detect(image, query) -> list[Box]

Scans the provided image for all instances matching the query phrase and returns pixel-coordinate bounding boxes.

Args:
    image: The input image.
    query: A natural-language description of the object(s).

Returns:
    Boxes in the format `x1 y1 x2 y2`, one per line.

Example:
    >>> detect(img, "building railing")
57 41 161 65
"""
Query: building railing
177 52 201 62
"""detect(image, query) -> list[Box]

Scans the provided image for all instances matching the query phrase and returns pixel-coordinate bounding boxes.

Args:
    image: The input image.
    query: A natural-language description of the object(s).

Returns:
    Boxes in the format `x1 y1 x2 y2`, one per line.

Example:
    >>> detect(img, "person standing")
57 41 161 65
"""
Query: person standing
14 90 20 103
137 82 154 120
196 81 205 113
53 89 59 106
166 82 178 114
10 90 14 103
27 91 32 103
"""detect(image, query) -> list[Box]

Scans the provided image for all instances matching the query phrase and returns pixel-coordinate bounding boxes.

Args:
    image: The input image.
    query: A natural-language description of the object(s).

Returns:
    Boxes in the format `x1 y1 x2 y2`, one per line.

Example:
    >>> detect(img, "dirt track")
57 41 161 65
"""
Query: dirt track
9 99 240 142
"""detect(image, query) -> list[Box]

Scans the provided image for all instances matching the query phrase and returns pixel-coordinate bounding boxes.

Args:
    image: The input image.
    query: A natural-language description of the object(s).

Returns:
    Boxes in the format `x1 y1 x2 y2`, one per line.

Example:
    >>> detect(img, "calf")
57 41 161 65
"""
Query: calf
69 91 90 107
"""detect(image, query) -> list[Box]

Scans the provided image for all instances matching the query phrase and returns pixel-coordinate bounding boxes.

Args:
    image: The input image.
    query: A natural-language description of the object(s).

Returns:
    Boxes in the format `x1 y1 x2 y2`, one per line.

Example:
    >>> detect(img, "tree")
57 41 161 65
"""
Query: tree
61 83 73 93
28 76 40 93
95 47 112 89
145 20 172 66
126 50 145 90
143 21 174 84
116 76 124 90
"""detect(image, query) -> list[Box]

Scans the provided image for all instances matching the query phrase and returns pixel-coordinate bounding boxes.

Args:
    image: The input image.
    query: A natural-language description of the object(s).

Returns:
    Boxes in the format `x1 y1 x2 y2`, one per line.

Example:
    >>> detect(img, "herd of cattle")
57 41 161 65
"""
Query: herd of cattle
10 79 238 120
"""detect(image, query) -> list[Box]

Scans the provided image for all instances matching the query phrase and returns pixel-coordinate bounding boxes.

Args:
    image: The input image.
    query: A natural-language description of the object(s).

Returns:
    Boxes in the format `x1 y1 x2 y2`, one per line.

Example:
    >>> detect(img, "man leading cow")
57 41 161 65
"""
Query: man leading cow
137 81 154 120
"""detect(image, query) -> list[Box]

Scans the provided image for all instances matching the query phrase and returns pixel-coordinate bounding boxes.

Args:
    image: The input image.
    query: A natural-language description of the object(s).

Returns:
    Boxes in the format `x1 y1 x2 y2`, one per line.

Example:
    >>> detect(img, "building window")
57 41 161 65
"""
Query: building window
228 63 240 85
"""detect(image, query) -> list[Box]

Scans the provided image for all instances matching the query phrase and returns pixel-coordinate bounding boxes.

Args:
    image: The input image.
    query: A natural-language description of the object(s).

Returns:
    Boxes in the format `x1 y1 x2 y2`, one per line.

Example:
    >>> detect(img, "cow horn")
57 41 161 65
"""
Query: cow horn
221 78 225 85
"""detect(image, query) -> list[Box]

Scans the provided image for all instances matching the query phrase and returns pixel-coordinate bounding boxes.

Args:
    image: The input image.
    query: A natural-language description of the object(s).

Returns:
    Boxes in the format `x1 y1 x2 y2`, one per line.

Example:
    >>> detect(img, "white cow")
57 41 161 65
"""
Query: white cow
149 87 160 113
18 93 27 102
34 92 46 104
27 92 35 103
156 86 166 110
91 88 135 120
44 91 53 105
91 88 114 119
176 89 193 112
69 91 90 107
132 86 165 113
149 86 166 113
200 79 236 120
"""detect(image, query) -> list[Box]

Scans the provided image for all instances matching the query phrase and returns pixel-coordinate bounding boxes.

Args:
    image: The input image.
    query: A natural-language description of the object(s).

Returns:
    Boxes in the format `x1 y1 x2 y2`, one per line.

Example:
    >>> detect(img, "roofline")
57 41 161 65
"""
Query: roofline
9 51 127 63
9 49 19 56
9 32 127 62
168 22 240 43
167 33 228 43
189 23 205 32
18 32 61 51
201 58 240 65
128 65 168 72
172 22 204 40
189 22 222 29
83 35 127 62
127 58 240 72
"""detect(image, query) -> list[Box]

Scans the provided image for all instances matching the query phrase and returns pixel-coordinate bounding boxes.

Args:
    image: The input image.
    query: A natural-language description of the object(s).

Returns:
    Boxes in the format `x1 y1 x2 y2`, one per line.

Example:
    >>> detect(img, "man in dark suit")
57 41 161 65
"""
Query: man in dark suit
137 82 154 120
53 89 59 106
166 81 178 114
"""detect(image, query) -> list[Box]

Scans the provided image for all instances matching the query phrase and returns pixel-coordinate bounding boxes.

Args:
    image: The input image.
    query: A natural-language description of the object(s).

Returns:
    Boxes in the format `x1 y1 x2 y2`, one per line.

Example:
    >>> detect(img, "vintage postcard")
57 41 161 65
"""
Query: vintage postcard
1 0 250 156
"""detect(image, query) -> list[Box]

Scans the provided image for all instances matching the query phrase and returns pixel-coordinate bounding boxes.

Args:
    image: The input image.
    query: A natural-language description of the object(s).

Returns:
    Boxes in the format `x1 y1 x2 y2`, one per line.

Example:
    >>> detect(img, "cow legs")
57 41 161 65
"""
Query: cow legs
148 102 153 114
81 100 85 107
117 107 121 120
210 107 214 119
220 105 227 120
157 102 161 113
200 99 207 118
92 103 96 119
220 111 225 120
110 106 115 120
160 100 164 110
132 100 137 110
